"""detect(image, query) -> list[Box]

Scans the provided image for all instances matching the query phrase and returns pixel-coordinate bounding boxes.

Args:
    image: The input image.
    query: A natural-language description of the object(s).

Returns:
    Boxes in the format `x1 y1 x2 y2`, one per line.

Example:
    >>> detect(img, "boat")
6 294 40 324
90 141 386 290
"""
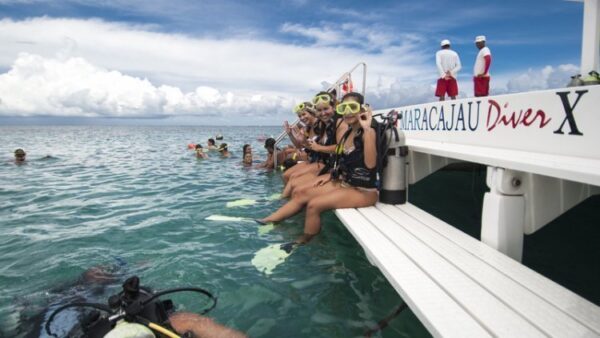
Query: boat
277 0 600 336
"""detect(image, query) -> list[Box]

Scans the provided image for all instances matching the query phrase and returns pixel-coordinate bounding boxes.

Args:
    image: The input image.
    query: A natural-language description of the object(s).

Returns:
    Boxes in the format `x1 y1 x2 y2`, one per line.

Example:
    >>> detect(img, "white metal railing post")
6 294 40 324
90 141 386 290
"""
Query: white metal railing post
581 0 600 74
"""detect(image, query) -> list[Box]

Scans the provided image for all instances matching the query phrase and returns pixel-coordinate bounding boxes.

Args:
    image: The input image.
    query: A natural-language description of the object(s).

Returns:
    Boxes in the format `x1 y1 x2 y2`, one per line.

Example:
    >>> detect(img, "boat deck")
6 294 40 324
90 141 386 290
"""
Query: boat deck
335 203 600 337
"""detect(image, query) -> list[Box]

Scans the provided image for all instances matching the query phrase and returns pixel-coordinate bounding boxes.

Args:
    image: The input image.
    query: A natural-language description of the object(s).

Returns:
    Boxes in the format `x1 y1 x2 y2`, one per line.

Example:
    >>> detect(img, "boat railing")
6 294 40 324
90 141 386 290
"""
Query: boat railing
273 62 367 168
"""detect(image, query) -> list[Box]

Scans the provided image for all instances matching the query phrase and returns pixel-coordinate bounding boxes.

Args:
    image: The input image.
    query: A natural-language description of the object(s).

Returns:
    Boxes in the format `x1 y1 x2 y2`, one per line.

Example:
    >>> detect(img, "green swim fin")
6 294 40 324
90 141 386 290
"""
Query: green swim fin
226 199 258 208
267 193 282 201
251 242 297 275
257 222 275 235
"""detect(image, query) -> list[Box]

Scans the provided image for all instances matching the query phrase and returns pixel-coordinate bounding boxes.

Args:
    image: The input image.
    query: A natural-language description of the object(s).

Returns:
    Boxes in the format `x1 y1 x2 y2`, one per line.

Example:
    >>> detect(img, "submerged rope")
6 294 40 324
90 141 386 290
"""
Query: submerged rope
364 302 408 338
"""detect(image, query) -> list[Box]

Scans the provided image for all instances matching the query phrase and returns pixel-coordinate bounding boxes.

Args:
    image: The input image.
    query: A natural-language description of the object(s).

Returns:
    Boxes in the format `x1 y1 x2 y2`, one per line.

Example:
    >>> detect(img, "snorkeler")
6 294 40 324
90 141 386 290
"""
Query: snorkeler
281 91 348 198
14 148 26 163
258 93 378 246
195 144 208 159
218 143 231 158
283 101 319 162
207 138 218 151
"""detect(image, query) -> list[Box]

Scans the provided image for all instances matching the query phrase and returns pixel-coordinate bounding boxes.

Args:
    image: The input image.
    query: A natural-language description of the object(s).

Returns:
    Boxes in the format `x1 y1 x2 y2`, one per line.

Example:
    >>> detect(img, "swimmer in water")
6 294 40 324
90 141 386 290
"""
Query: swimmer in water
195 144 208 159
14 148 26 163
243 152 253 166
218 143 231 158
207 138 218 151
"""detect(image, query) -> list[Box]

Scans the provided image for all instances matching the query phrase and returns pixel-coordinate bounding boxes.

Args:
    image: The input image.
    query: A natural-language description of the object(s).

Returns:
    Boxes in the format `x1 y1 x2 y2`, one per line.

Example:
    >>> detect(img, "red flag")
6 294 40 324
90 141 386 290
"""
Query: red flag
342 75 354 94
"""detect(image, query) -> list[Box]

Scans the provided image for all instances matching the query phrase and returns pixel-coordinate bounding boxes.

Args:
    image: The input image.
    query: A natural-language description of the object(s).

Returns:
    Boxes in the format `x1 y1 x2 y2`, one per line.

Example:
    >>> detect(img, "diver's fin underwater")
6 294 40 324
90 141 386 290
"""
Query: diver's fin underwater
251 242 298 275
225 193 283 209
205 215 275 234
225 199 257 208
205 215 254 222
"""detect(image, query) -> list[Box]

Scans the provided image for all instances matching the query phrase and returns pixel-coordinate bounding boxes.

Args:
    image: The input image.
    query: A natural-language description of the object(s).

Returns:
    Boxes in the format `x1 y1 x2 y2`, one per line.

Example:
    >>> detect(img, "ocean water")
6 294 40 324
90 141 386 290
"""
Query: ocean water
0 126 430 338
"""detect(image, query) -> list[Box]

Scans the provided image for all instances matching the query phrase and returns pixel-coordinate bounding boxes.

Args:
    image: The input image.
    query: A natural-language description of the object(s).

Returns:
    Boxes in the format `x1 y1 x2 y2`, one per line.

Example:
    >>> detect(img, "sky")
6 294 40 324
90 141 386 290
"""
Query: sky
0 0 587 125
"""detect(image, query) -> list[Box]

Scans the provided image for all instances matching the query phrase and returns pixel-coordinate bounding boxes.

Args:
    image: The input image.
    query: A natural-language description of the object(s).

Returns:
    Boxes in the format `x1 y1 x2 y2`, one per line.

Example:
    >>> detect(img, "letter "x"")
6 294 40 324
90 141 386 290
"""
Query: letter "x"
553 90 588 136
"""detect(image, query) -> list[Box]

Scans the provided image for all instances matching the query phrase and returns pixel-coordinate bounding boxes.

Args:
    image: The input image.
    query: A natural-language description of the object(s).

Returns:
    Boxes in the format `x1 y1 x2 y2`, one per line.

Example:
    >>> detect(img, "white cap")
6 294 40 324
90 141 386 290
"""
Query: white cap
440 39 450 46
475 35 486 42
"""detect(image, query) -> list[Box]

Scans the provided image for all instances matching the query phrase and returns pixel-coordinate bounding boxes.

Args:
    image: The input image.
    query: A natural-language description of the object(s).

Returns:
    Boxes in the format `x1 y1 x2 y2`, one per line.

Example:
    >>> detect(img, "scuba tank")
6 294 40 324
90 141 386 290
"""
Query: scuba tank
567 74 584 87
379 126 408 205
582 70 600 85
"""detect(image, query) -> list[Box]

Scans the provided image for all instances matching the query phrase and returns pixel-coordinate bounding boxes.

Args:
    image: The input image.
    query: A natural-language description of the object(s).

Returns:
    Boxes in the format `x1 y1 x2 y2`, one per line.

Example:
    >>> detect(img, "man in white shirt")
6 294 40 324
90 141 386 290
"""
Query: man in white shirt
435 39 461 101
473 35 492 97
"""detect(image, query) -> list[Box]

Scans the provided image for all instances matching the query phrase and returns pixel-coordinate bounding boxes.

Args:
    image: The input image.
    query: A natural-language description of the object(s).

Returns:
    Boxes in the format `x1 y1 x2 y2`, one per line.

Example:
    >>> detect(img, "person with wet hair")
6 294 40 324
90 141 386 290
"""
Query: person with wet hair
258 138 285 169
195 144 208 159
259 92 378 245
14 148 26 163
207 138 218 151
218 143 231 158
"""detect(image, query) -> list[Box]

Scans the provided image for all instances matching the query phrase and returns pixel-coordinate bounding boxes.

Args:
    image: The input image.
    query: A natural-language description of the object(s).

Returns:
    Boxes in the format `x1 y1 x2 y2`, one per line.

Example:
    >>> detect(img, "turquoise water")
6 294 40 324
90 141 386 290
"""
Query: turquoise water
0 126 429 338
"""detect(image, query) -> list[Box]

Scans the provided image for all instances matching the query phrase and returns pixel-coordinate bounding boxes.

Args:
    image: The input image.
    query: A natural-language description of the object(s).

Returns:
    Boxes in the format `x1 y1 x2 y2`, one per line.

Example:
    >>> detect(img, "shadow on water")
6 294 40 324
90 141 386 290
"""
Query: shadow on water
409 164 600 306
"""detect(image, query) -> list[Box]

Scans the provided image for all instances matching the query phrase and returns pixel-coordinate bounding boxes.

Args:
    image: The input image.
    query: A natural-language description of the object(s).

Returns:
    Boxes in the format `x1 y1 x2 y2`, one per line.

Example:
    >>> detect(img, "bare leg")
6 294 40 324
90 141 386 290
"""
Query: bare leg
283 172 318 198
303 187 378 236
282 163 321 197
262 180 339 222
283 161 308 182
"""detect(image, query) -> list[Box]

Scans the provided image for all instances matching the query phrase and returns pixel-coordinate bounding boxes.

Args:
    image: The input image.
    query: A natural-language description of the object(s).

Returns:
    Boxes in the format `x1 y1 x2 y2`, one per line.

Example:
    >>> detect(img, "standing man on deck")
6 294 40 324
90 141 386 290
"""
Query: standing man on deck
473 35 492 97
435 39 461 101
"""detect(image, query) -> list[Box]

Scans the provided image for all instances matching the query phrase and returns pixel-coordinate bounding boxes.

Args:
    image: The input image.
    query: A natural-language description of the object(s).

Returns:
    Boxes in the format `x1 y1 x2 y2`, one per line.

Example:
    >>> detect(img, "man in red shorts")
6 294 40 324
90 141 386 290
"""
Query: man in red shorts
435 39 461 101
473 35 492 97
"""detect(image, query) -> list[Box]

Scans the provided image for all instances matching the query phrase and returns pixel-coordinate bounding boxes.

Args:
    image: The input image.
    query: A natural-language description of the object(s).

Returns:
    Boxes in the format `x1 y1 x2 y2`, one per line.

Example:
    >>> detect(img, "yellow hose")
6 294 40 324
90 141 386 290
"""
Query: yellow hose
148 322 180 338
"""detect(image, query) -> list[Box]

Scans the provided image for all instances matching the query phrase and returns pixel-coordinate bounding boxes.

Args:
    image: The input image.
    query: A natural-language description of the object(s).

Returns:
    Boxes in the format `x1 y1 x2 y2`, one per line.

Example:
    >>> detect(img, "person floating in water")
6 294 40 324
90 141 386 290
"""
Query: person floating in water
207 138 218 151
195 144 208 159
14 148 26 163
242 144 253 166
218 143 231 158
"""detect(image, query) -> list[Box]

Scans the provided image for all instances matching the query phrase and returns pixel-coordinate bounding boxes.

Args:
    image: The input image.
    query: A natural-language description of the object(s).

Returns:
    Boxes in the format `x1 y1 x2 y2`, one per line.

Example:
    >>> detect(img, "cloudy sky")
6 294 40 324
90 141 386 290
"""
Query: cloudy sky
0 0 585 125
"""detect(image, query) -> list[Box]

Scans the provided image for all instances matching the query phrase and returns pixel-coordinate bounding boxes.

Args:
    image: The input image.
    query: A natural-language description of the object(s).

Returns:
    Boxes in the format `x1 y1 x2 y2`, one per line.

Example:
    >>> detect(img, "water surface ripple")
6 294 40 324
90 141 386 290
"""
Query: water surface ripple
0 126 428 337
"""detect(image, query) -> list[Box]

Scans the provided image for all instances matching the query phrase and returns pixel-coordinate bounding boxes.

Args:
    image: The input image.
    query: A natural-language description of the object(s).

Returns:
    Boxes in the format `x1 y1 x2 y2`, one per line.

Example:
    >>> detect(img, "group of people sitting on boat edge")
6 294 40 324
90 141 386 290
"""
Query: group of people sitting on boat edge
253 90 382 250
435 35 491 101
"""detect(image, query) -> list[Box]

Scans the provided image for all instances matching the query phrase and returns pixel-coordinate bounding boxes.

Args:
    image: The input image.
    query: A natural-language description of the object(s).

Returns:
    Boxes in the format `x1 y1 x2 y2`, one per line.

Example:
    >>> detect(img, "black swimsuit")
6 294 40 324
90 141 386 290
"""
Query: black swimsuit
338 128 378 189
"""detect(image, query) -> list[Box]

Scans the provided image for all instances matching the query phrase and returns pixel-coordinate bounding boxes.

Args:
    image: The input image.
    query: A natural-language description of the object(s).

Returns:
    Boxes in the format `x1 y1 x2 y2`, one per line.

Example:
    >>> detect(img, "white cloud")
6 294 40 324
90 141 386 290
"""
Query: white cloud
504 64 579 93
0 17 580 121
0 53 294 118
0 17 434 119
279 21 422 53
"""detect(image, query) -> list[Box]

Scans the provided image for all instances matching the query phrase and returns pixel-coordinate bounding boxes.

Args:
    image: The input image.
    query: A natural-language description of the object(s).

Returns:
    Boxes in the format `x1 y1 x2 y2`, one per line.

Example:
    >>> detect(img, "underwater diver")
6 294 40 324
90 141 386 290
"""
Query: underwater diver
12 260 127 337
281 91 348 198
12 261 246 338
258 92 378 246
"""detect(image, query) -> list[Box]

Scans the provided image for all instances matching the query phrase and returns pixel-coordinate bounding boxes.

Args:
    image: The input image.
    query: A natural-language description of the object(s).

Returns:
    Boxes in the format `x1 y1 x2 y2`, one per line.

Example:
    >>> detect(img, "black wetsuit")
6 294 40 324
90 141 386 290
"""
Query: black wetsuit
338 128 378 189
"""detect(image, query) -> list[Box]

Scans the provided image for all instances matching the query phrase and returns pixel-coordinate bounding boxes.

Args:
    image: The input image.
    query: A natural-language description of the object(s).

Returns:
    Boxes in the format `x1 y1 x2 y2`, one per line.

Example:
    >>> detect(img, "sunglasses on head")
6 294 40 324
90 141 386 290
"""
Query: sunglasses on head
312 94 332 105
293 102 314 114
336 102 363 115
